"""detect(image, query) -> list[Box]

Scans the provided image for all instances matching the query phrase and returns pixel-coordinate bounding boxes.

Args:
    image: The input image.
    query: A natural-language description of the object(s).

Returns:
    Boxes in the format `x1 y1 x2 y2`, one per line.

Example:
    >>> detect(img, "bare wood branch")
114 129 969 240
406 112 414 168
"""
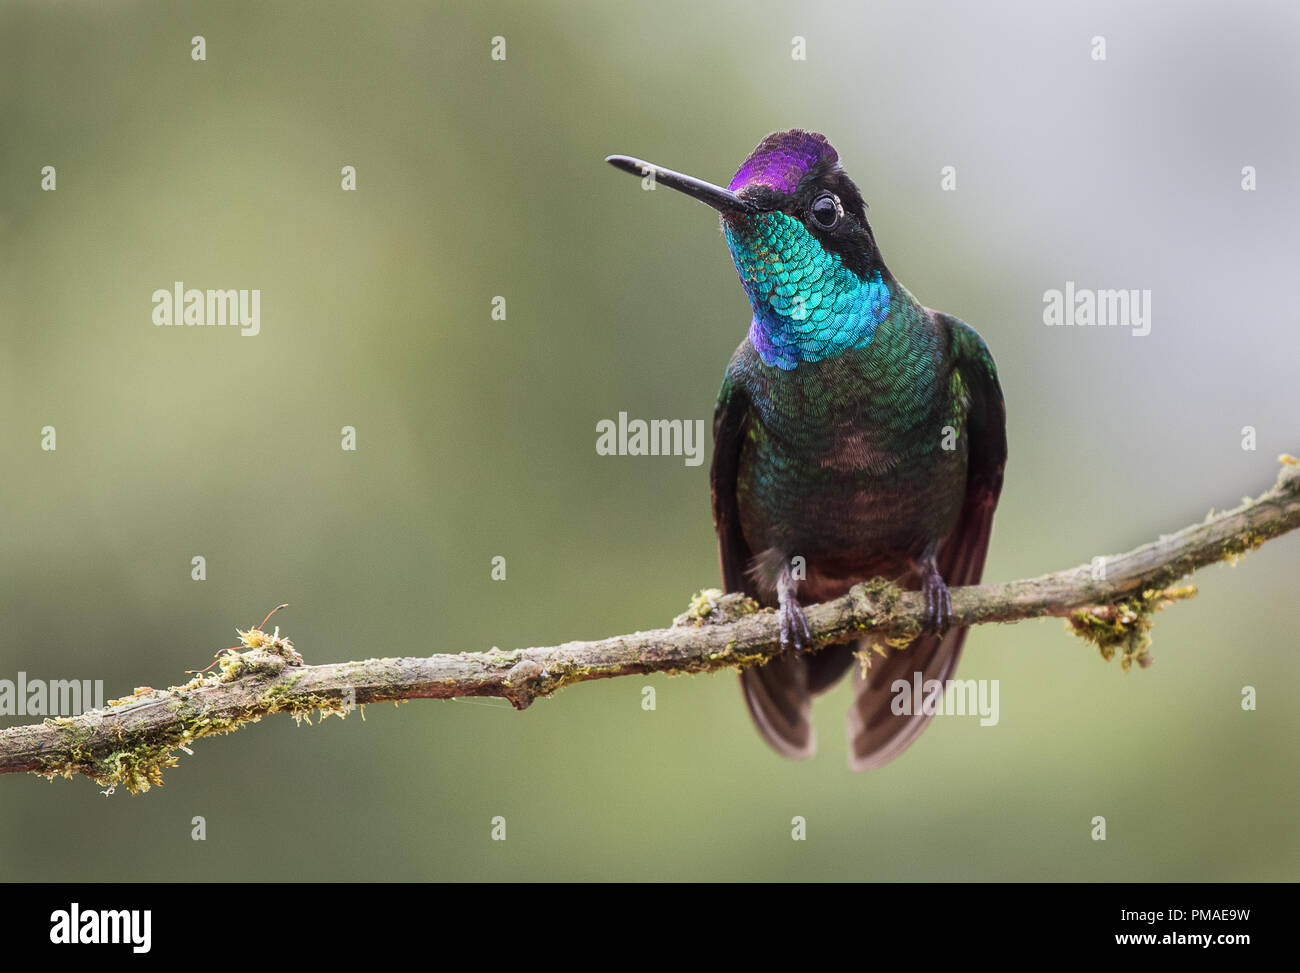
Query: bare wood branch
4 456 1298 794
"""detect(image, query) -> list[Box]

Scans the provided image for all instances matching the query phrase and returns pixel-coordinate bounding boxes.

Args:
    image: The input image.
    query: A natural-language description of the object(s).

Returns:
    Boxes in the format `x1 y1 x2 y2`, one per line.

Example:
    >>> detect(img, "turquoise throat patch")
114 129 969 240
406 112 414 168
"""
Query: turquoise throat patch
724 212 890 370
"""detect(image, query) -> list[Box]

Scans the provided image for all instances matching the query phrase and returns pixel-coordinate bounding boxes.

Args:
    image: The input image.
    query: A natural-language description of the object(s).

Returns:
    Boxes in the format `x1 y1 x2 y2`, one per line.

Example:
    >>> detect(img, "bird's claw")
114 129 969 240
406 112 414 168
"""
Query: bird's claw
921 570 952 637
779 598 813 652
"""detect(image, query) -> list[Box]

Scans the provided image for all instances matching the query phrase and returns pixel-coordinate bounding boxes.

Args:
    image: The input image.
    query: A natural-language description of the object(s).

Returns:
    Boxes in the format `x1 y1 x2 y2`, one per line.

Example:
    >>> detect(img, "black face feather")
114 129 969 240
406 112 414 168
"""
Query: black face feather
734 159 884 282
798 164 882 281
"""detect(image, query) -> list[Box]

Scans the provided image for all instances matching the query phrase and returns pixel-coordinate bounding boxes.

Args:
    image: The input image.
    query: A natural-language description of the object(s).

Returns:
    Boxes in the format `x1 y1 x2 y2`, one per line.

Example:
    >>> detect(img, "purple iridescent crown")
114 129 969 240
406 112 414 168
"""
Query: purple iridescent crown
728 130 837 194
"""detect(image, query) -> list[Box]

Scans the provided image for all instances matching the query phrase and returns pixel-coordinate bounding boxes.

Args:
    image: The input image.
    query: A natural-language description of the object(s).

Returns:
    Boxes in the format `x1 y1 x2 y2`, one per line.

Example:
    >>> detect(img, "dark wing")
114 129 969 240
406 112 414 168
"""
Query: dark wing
848 313 1007 770
711 369 754 596
712 368 818 759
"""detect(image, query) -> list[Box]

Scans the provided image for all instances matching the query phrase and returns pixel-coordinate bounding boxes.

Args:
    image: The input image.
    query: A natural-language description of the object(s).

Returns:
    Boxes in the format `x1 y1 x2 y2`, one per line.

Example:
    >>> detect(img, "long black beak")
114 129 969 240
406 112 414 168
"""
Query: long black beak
606 154 757 216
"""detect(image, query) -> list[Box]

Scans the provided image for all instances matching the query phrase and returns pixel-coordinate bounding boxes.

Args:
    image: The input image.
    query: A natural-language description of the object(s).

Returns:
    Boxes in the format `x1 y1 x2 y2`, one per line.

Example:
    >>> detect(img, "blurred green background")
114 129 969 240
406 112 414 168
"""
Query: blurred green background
2 0 1297 881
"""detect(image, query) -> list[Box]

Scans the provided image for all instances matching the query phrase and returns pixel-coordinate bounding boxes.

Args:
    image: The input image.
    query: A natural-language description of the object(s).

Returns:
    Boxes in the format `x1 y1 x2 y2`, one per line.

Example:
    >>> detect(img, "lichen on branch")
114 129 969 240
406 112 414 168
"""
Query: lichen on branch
2 456 1298 794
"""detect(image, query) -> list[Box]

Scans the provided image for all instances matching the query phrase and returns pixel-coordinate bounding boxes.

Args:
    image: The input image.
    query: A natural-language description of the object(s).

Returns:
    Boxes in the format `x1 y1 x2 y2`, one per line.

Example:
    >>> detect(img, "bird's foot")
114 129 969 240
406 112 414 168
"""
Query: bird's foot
919 568 952 637
778 596 813 652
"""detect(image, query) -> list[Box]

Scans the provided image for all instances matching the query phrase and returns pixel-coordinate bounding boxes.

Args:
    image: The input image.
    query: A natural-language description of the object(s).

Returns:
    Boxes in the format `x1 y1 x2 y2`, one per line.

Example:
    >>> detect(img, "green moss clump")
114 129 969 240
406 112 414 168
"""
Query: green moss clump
1221 529 1267 567
32 622 362 794
94 744 181 795
850 577 907 626
1068 585 1196 673
673 589 760 627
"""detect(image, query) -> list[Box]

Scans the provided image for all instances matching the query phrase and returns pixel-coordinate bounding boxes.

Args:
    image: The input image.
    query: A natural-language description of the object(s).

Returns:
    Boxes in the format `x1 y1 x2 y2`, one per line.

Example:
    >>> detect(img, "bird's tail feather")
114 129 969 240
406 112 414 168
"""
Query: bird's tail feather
846 626 968 770
739 643 854 760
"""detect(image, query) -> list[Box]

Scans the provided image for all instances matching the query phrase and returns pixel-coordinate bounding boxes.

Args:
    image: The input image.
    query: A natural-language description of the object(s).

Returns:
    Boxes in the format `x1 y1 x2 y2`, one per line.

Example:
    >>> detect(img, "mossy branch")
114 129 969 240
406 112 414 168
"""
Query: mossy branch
4 456 1299 794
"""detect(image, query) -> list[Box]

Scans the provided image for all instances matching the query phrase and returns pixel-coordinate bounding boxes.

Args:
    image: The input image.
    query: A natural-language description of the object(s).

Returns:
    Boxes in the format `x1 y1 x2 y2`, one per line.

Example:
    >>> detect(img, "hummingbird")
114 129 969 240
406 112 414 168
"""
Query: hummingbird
607 130 1006 769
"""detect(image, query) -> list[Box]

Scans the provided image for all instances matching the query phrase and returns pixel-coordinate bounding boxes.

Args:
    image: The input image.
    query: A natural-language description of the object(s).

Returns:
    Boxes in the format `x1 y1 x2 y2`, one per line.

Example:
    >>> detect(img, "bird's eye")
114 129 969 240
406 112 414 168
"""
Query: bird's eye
810 193 840 229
